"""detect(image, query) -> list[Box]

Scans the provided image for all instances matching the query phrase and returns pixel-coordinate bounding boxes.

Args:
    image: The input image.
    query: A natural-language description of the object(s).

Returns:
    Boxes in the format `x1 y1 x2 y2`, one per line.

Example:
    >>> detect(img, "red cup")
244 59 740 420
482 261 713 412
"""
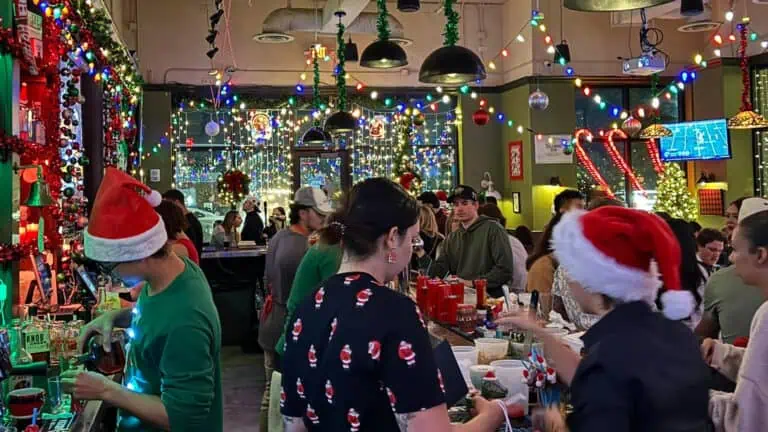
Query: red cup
474 279 487 308
450 282 464 304
8 387 45 418
441 295 459 325
416 276 429 313
426 279 442 319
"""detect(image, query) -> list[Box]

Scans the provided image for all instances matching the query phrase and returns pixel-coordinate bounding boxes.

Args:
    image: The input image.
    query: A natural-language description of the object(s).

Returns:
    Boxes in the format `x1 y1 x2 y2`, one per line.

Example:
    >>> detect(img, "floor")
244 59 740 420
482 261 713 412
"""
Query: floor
221 346 265 431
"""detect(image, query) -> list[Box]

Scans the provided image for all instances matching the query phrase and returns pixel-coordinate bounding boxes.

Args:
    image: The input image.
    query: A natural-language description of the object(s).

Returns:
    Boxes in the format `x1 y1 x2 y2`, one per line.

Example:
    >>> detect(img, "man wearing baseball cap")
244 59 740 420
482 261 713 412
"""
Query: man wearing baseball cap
417 185 515 298
62 168 223 431
257 186 331 431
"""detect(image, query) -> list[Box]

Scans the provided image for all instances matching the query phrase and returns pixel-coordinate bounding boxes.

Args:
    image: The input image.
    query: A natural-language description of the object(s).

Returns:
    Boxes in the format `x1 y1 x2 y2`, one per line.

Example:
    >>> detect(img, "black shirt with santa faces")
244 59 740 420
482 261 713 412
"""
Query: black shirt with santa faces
280 272 446 431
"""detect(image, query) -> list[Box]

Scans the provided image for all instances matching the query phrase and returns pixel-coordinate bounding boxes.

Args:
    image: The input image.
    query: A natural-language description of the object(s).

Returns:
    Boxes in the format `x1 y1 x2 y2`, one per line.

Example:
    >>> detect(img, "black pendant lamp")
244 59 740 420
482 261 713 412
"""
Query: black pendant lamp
680 0 704 16
360 0 408 69
397 0 420 13
418 0 486 84
301 46 332 145
345 36 359 62
325 11 357 135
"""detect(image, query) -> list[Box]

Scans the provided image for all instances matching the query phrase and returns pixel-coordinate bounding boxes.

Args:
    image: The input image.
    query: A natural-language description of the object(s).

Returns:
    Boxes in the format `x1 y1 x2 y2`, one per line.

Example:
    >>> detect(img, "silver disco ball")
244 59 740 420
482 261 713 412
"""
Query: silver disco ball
528 89 550 111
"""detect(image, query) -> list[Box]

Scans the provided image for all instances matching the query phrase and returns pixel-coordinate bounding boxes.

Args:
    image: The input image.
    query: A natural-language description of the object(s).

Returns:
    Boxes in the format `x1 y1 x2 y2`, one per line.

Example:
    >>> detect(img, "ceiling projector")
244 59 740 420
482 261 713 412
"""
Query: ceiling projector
622 52 666 76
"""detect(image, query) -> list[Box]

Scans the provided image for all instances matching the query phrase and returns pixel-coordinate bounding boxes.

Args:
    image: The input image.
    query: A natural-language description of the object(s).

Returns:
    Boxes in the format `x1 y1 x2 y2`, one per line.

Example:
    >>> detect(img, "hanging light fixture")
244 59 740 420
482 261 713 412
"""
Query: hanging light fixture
397 0 420 12
419 0 486 84
301 46 333 145
680 0 704 16
360 0 408 69
729 22 768 130
325 11 357 135
564 0 675 12
344 36 359 62
639 124 673 139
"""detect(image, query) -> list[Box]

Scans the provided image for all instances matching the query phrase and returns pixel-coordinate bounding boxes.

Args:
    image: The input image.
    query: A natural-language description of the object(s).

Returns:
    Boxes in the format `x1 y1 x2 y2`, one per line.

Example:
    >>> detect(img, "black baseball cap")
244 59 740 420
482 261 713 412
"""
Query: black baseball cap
448 185 478 203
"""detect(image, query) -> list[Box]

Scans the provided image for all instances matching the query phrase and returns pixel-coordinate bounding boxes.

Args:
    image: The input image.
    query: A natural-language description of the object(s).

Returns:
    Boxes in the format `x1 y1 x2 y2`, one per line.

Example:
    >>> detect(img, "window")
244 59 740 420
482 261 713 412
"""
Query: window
575 85 682 207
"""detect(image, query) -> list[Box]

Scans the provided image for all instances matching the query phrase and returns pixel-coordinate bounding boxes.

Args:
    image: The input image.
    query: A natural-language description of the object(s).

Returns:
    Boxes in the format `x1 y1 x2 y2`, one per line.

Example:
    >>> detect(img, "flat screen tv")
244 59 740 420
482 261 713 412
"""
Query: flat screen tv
659 119 731 161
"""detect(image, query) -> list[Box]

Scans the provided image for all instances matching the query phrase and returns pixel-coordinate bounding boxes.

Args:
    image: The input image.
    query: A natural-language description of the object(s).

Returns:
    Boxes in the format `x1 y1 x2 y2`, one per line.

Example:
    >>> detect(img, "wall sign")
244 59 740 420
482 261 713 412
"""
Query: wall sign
150 169 161 183
507 141 524 181
534 134 573 164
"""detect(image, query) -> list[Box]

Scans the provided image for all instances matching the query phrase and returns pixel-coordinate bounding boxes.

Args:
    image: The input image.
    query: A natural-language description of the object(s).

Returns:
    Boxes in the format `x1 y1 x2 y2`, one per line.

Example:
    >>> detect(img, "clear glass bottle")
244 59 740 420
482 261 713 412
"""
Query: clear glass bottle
92 284 107 320
10 319 33 366
23 317 50 364
48 321 65 366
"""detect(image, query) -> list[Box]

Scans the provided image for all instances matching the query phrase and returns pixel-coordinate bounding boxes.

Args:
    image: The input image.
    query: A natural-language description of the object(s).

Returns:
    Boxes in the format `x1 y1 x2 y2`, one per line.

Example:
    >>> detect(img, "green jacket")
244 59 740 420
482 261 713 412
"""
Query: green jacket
423 216 514 297
275 243 342 355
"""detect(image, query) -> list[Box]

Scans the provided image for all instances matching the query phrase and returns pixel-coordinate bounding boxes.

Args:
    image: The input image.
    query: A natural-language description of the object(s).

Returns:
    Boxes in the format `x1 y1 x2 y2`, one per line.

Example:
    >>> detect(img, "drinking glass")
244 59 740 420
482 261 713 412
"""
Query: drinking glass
47 376 62 412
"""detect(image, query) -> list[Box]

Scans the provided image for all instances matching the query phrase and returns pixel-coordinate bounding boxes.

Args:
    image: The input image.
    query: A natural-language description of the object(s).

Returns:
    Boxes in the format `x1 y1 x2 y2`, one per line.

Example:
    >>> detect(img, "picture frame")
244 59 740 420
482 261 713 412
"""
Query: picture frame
512 192 521 214
507 141 524 181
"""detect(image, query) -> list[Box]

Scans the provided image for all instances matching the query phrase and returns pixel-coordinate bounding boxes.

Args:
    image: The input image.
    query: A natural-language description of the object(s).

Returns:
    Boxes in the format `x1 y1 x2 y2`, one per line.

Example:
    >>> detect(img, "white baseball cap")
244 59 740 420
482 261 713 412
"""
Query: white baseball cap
294 187 333 215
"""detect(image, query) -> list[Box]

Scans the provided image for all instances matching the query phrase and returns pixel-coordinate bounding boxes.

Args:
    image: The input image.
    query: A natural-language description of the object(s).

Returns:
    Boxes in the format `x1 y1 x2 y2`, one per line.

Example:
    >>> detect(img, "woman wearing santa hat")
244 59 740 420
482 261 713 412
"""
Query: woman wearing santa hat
702 198 768 432
501 206 710 431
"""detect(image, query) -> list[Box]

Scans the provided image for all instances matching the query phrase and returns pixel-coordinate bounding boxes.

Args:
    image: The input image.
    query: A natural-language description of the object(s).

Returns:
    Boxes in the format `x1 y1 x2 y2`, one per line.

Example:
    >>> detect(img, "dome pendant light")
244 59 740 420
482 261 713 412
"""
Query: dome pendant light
564 0 675 12
418 0 486 84
344 36 359 63
397 0 420 12
360 0 408 69
302 47 333 145
326 11 357 135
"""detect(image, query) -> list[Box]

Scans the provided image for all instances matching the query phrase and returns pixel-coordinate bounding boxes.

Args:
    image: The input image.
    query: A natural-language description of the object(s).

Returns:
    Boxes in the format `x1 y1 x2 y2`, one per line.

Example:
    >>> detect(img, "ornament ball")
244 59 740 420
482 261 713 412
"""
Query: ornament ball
528 89 549 111
205 120 221 137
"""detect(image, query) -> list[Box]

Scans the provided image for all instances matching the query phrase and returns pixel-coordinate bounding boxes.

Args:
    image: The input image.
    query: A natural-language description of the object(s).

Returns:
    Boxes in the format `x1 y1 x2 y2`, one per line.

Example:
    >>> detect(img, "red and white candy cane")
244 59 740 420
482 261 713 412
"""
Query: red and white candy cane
601 129 646 195
573 129 616 199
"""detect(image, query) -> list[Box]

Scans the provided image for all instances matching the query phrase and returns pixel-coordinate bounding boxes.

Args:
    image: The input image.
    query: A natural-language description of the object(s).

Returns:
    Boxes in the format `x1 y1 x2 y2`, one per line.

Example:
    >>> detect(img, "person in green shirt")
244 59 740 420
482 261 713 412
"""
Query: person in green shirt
275 236 342 357
61 168 222 432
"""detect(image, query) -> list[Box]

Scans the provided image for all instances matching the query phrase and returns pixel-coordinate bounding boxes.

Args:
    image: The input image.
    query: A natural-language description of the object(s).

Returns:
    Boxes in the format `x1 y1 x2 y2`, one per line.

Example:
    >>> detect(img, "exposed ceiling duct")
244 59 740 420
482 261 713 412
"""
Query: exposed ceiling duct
253 8 410 46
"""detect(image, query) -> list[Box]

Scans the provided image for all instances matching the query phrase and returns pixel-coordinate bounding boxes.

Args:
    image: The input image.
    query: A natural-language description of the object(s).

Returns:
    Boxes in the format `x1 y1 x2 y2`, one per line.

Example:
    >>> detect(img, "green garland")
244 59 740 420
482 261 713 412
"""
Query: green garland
337 22 347 111
313 50 321 127
443 0 460 47
376 0 391 41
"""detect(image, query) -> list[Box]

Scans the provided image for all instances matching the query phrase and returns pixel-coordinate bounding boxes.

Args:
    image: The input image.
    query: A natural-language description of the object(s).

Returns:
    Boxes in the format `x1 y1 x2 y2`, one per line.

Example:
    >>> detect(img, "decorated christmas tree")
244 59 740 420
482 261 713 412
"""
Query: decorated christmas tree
653 163 698 221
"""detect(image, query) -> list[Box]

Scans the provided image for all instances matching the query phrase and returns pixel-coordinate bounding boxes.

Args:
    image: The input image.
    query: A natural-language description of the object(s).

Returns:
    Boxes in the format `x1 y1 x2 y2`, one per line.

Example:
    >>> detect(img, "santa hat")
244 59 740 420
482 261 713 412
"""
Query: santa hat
552 207 694 320
84 168 166 262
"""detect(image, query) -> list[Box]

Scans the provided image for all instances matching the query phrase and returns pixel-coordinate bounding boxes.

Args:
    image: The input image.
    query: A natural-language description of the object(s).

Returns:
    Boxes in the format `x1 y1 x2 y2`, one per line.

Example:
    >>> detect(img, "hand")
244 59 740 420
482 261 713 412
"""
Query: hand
61 370 118 401
470 392 524 423
496 311 542 332
457 278 473 288
532 407 567 432
78 311 118 354
701 338 717 365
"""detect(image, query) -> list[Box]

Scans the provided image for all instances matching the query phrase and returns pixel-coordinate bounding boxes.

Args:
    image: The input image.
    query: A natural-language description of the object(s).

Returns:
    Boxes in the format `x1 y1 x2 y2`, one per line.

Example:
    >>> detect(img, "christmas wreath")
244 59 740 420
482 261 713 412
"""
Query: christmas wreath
217 169 251 205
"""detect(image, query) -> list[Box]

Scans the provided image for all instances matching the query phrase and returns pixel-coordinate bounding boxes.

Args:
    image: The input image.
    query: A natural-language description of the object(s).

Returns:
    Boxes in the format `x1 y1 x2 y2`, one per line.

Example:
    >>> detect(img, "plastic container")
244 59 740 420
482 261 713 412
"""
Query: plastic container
544 327 569 338
475 338 508 365
451 346 478 386
490 360 530 414
469 364 495 389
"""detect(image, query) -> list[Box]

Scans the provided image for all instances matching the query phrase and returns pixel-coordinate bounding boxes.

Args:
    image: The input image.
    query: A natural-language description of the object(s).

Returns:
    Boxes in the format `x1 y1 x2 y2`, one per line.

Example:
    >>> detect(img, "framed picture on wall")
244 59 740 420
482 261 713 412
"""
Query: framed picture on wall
512 192 521 214
508 141 524 181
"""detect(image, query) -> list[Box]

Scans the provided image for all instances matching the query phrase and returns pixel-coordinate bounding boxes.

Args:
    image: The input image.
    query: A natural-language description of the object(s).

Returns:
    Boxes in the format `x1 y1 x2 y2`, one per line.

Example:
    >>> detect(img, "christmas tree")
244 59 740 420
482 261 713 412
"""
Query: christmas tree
653 163 698 221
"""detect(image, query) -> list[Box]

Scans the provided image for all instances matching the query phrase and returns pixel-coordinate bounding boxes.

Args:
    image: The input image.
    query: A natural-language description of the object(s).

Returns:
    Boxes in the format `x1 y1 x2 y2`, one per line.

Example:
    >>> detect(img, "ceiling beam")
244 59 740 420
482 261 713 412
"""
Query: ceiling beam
320 0 370 33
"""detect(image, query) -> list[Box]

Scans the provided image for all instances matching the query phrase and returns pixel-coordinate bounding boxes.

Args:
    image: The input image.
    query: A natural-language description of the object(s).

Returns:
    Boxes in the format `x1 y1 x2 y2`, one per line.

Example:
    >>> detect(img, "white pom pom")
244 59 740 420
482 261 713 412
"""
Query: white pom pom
145 190 162 207
660 290 696 320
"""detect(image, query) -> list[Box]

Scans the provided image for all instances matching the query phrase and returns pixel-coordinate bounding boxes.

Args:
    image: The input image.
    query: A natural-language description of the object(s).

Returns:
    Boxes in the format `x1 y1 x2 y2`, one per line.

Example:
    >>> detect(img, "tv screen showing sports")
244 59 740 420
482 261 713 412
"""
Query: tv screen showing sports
659 119 731 161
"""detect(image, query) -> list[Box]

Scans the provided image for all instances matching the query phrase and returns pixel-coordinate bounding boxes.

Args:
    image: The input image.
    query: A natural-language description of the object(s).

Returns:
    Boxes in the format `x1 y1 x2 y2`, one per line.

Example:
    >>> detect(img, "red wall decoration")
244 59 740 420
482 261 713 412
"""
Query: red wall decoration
507 141 524 181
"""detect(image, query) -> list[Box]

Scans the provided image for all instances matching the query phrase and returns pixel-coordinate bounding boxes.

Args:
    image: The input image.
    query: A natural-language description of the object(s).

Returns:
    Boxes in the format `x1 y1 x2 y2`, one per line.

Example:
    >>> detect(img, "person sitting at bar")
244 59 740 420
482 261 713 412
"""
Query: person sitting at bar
162 189 204 256
416 185 514 298
212 210 242 247
501 207 709 431
258 187 330 432
411 205 444 268
154 200 199 264
281 178 521 431
417 191 448 236
62 167 223 431
701 198 768 431
263 206 287 239
477 204 527 293
241 195 266 244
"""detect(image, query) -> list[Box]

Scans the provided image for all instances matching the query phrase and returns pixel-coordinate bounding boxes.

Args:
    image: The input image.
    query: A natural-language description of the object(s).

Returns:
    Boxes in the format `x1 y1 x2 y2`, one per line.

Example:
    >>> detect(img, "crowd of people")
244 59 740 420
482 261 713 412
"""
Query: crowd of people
58 168 768 432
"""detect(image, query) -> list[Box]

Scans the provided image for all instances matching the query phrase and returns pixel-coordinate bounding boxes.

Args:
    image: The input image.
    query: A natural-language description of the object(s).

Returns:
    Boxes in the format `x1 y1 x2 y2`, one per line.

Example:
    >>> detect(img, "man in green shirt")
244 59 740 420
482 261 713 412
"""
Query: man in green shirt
62 168 223 432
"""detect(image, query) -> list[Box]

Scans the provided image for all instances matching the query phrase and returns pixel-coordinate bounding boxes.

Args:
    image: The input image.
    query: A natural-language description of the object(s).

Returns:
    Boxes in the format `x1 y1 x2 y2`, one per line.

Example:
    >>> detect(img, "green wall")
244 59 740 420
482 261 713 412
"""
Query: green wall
1 0 15 320
500 84 532 229
140 91 173 193
459 93 502 191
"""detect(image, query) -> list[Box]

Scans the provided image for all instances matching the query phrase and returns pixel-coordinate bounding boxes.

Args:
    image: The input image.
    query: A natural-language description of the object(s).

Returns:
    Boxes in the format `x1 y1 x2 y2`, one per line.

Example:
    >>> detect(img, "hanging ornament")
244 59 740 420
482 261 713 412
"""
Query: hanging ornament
728 21 768 130
205 120 221 137
621 116 642 137
473 109 490 126
250 112 273 140
185 137 194 149
528 89 549 111
413 113 425 127
369 116 386 139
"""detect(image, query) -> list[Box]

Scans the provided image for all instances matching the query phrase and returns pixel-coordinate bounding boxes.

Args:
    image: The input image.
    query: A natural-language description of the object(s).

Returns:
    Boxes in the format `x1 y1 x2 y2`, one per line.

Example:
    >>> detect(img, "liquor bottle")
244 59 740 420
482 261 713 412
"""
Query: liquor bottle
71 333 125 376
9 319 33 366
91 283 108 320
22 318 50 364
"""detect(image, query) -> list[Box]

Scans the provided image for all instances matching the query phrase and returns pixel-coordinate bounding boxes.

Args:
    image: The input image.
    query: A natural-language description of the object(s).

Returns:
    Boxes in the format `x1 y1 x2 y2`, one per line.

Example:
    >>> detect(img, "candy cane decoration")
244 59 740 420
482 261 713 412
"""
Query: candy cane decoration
601 129 646 194
645 139 664 174
573 129 615 199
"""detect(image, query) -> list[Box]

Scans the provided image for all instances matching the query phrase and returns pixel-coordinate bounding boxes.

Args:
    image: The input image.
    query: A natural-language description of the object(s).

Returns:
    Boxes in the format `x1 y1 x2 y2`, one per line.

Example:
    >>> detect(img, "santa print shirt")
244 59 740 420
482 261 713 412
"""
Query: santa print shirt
280 272 446 431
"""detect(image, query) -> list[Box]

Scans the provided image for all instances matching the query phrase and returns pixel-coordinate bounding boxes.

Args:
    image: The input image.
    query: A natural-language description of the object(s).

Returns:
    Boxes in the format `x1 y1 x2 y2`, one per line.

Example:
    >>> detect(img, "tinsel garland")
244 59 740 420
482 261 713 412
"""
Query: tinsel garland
312 49 321 127
443 0 460 47
376 0 391 41
217 169 251 205
0 129 41 161
0 243 40 266
737 24 752 112
0 24 26 65
336 21 347 111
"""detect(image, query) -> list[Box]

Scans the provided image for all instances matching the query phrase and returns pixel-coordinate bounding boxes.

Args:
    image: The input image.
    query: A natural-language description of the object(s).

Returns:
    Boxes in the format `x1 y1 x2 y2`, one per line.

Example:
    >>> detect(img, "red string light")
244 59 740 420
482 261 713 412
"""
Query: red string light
573 129 615 199
601 129 646 194
645 139 665 174
738 24 752 112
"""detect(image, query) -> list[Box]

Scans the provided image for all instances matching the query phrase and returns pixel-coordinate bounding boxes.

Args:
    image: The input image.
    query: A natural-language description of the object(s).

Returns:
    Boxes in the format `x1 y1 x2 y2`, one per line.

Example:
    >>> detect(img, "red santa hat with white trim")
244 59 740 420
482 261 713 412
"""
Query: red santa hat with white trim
552 206 695 320
84 167 166 262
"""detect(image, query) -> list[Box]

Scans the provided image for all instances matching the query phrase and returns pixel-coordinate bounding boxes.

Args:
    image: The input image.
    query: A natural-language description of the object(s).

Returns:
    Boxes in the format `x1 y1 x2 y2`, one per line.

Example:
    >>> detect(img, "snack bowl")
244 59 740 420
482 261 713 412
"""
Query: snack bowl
8 387 45 419
475 338 508 365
